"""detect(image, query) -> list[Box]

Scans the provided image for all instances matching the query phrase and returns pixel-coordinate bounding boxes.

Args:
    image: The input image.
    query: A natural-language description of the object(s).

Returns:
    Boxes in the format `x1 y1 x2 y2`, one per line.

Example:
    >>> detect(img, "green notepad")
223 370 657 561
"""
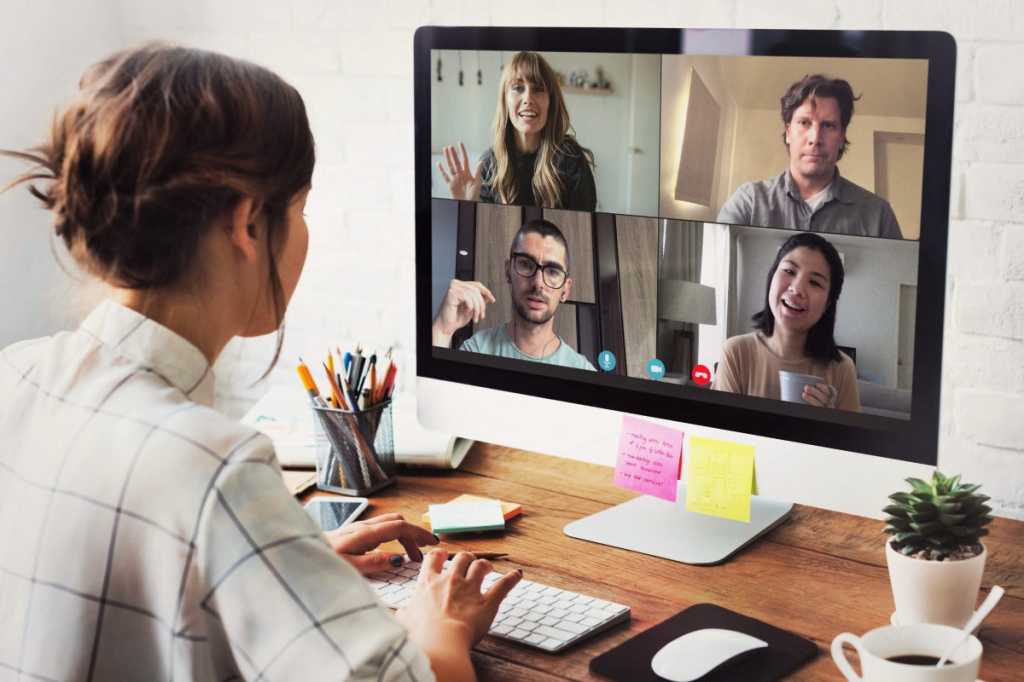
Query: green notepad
428 500 506 534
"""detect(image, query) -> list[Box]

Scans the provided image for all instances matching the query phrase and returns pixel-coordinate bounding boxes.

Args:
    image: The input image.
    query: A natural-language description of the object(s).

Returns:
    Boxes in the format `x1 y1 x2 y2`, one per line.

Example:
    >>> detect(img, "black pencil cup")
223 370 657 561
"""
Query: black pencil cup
311 400 397 496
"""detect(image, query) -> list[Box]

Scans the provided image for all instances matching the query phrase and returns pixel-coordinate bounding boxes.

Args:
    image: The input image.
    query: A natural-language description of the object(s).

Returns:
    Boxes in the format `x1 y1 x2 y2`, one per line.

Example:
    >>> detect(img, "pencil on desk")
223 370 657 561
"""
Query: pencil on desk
382 360 397 399
323 362 347 410
296 359 326 407
369 362 378 403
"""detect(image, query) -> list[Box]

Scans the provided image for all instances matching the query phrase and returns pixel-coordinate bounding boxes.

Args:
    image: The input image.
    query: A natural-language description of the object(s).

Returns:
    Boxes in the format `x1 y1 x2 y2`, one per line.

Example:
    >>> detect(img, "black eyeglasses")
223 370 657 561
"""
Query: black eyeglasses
510 252 568 289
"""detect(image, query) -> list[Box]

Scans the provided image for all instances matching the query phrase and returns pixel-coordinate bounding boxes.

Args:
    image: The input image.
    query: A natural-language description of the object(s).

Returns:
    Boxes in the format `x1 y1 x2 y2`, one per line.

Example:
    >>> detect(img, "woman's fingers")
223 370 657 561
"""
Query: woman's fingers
802 384 829 407
355 512 405 525
337 519 436 555
448 552 475 578
347 551 405 575
420 549 449 578
459 142 471 176
465 558 492 588
443 145 458 176
484 569 523 609
437 161 451 184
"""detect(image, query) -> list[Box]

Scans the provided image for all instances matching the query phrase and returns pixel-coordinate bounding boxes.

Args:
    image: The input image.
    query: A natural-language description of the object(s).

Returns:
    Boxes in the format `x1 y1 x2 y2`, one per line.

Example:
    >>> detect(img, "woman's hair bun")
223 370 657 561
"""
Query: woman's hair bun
4 42 315 289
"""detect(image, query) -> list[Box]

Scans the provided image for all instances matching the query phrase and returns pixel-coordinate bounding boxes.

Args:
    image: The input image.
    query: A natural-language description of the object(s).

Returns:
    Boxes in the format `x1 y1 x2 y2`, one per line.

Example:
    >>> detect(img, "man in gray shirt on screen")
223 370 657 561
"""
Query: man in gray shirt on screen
717 74 903 239
432 218 596 371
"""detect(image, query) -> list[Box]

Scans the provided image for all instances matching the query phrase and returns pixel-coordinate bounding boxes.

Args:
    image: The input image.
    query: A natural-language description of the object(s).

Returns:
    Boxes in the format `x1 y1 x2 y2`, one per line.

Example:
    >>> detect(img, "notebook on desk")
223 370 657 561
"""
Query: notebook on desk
243 386 471 469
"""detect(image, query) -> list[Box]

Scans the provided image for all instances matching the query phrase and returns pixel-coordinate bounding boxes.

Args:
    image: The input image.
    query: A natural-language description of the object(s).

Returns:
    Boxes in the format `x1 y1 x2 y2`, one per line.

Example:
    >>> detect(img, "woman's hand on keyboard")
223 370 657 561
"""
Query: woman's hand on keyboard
326 513 438 574
397 549 523 651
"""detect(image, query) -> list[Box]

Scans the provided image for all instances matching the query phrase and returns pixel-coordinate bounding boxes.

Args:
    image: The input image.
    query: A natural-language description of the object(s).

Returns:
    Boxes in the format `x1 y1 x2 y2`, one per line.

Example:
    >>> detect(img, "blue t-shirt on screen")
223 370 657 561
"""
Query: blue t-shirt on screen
460 325 596 371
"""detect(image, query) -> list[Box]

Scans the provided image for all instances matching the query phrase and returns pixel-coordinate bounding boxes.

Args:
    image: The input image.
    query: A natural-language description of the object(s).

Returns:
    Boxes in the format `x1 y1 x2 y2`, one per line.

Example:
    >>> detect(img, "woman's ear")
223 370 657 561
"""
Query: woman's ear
228 197 261 263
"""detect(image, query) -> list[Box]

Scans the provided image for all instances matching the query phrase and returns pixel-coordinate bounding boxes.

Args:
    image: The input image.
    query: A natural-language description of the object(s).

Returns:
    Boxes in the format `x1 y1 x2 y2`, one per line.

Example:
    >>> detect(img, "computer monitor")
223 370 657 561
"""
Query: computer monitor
414 27 955 560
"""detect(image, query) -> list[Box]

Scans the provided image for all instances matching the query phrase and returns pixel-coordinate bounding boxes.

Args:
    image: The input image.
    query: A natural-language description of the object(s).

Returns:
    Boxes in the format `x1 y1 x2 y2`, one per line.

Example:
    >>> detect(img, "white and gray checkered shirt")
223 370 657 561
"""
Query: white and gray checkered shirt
0 300 434 681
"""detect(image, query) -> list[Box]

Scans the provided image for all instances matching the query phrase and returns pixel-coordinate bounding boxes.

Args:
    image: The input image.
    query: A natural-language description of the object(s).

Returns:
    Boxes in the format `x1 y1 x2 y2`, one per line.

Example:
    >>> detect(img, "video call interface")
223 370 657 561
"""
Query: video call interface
429 48 928 424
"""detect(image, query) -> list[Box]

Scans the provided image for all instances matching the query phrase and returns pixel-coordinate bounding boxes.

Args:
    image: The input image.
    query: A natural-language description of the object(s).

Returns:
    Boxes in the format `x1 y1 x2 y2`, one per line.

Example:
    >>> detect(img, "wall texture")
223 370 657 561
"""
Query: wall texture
2 0 1023 517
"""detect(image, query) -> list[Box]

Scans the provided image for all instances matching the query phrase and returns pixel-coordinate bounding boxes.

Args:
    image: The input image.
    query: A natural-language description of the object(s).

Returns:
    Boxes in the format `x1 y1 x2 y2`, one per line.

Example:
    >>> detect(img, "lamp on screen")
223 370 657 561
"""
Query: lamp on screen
659 279 717 326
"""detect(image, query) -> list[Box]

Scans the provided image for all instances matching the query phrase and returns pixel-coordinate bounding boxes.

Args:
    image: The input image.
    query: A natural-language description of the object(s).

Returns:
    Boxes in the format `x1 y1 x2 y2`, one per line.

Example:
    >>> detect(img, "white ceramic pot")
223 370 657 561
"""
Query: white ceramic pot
885 541 986 628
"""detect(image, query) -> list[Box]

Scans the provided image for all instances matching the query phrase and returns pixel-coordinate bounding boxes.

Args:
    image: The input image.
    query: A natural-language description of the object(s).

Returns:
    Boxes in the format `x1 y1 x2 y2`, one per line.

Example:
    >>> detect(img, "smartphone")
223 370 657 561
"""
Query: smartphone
304 497 369 531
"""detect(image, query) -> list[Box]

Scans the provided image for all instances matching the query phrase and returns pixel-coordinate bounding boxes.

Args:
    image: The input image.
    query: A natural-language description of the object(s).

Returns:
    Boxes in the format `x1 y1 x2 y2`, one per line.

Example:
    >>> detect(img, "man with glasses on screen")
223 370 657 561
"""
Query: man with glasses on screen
432 218 596 371
717 74 903 239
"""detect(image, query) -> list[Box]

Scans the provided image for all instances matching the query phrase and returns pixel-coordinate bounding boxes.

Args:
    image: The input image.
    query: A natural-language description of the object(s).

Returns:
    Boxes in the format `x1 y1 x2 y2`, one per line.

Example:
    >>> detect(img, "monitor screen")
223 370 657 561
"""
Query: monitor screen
415 28 955 464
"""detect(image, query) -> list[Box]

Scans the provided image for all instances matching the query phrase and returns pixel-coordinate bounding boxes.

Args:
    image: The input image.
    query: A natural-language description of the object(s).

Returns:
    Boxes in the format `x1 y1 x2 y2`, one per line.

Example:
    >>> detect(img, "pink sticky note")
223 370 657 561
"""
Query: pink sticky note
613 416 684 502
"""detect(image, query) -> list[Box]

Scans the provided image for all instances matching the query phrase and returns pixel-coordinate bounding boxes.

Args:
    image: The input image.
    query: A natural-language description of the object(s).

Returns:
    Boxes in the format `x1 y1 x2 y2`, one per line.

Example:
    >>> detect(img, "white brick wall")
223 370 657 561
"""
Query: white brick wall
134 0 1024 518
5 1 1022 516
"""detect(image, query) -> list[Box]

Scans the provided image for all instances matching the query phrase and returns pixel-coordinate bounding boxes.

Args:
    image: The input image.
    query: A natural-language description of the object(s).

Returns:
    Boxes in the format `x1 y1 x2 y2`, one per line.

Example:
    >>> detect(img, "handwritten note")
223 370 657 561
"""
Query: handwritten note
685 436 756 522
613 416 684 502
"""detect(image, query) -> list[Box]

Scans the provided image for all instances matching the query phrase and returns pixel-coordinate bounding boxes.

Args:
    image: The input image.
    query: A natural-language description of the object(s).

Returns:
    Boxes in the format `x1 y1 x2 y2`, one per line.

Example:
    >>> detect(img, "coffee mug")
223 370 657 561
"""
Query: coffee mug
779 370 837 406
831 623 982 681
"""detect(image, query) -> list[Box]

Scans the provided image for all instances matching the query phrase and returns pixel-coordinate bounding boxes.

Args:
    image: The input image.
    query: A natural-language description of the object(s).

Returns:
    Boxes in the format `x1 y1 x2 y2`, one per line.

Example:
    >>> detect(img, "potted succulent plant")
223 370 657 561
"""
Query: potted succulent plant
883 471 993 628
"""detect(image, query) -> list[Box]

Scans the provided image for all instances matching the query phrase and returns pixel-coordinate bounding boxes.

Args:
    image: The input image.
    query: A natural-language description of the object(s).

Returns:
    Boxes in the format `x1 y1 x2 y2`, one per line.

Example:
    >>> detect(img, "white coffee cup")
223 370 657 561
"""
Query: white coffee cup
831 623 982 682
779 370 837 406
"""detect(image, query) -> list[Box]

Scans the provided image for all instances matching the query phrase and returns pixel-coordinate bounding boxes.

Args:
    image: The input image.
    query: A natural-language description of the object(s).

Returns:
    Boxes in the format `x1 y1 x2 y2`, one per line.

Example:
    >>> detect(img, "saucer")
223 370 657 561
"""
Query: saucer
889 611 982 635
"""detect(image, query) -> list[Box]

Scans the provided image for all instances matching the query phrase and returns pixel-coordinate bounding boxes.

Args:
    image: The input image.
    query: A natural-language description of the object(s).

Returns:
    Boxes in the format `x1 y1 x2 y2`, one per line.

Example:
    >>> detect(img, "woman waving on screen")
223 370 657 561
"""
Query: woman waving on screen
439 51 597 211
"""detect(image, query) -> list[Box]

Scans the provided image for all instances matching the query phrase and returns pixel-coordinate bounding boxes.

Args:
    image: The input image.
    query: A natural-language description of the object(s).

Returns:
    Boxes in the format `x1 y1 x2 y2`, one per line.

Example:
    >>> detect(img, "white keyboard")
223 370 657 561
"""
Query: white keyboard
367 559 631 652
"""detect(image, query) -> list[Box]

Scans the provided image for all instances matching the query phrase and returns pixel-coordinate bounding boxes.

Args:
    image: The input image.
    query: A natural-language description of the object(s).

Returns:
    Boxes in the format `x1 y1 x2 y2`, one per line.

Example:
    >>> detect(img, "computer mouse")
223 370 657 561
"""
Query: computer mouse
650 628 769 681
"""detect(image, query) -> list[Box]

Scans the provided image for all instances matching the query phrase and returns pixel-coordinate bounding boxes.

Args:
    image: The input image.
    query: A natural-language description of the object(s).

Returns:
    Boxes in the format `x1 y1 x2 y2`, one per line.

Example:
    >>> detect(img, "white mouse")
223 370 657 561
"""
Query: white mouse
650 628 769 681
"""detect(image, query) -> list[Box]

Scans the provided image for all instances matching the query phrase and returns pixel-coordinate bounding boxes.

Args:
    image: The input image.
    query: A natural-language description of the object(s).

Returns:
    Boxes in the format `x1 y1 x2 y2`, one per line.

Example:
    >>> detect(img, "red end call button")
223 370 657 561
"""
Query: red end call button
691 364 711 386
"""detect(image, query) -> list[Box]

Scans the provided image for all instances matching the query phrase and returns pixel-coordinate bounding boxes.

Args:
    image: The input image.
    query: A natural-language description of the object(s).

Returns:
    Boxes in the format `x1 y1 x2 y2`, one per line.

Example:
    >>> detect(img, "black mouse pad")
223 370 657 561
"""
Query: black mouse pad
590 603 818 682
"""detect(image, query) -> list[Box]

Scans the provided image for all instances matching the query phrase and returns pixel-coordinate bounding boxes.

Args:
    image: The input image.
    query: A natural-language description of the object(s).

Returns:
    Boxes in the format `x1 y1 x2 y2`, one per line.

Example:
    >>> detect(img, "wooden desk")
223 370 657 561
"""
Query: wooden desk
307 444 1024 681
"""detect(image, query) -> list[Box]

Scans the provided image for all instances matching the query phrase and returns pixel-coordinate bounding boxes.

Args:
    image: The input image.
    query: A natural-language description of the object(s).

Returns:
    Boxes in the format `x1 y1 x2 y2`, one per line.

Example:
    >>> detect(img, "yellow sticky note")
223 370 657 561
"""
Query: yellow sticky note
685 436 755 523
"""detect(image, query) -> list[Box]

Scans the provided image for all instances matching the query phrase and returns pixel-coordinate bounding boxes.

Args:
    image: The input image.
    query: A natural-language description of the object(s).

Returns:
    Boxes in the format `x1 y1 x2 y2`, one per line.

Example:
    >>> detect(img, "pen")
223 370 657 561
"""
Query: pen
338 370 358 411
357 353 375 397
468 552 508 560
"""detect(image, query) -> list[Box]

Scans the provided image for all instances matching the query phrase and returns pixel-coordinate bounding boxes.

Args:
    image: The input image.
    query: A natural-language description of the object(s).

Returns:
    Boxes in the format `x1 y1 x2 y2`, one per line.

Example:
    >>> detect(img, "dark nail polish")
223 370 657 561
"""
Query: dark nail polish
433 534 441 541
389 555 404 567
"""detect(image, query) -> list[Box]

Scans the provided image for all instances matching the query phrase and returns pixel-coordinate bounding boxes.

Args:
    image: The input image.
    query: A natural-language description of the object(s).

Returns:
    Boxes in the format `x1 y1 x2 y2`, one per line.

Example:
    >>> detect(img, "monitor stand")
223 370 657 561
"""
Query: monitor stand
563 482 792 565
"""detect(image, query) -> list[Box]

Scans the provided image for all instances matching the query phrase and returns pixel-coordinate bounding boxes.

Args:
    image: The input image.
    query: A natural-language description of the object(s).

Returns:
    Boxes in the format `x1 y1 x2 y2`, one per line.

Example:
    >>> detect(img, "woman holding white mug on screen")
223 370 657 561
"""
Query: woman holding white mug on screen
0 43 518 682
713 232 861 412
439 50 597 211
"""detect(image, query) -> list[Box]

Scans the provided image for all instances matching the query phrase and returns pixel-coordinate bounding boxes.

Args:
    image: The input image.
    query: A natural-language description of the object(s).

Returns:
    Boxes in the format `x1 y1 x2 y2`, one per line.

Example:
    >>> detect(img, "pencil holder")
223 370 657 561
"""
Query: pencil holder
311 400 397 496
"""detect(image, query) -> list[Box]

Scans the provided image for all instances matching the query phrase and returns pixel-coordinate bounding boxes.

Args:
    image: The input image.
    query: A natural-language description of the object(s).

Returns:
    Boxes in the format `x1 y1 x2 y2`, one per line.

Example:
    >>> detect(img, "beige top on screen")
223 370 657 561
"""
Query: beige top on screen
713 331 861 412
0 300 434 681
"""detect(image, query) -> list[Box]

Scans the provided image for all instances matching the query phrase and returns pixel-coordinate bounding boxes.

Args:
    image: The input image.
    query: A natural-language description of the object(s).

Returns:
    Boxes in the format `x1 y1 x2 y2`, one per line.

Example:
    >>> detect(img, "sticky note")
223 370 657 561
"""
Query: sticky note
428 500 505 534
685 436 756 523
613 416 684 502
423 495 522 525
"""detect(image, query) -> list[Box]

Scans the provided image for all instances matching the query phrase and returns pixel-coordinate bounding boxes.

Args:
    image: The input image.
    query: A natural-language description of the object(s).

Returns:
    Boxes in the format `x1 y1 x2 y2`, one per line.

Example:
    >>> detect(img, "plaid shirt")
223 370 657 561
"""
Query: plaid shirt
0 300 434 681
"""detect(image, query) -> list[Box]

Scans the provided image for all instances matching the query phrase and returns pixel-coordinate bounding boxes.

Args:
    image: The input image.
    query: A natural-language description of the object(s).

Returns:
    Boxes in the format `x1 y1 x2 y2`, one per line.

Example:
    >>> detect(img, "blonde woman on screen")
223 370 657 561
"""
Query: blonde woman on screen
438 51 597 211
1 43 518 682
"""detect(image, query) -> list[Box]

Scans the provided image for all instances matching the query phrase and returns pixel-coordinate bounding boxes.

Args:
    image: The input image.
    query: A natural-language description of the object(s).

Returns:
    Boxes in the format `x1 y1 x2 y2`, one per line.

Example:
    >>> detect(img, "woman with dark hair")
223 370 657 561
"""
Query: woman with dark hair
438 51 597 211
713 232 861 411
1 44 518 682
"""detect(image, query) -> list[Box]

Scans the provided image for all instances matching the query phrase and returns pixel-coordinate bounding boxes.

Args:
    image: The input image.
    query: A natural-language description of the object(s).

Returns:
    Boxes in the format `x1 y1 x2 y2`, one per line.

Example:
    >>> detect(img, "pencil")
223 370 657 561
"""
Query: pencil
382 360 398 399
296 358 325 406
323 362 348 410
